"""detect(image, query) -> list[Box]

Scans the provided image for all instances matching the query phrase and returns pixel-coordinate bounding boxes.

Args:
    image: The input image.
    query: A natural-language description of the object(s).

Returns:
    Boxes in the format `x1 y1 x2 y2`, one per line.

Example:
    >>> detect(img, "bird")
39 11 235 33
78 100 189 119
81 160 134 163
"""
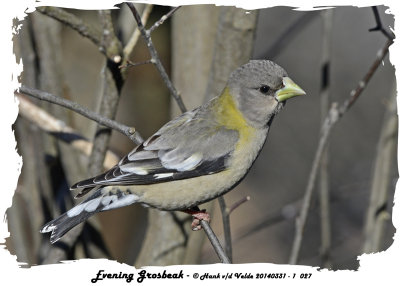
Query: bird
40 60 306 243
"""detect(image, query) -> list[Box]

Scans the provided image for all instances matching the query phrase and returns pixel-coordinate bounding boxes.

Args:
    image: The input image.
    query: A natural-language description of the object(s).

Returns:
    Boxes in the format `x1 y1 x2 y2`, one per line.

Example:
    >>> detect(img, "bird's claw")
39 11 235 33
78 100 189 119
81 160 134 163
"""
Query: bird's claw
190 211 210 231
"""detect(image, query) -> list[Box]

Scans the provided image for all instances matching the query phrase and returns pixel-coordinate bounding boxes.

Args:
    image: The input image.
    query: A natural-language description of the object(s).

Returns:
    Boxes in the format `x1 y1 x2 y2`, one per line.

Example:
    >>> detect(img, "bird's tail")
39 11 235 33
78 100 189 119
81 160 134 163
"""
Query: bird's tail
40 187 139 243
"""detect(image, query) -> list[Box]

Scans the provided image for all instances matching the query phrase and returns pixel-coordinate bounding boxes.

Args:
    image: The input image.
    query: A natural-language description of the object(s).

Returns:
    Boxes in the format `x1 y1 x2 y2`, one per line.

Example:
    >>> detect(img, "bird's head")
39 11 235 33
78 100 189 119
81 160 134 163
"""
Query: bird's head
227 60 306 128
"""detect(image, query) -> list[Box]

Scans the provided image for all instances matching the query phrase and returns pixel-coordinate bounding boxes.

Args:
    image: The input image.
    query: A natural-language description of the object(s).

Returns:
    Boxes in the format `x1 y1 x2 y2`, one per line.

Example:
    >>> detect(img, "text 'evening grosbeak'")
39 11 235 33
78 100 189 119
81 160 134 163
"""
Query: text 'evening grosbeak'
41 60 306 243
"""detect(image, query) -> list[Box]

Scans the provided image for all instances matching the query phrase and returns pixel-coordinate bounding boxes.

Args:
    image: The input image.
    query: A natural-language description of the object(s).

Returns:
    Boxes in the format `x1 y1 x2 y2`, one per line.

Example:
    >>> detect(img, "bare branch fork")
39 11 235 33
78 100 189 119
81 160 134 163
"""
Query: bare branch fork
126 3 187 113
123 4 154 59
289 7 394 264
369 6 395 41
37 6 154 65
37 7 119 63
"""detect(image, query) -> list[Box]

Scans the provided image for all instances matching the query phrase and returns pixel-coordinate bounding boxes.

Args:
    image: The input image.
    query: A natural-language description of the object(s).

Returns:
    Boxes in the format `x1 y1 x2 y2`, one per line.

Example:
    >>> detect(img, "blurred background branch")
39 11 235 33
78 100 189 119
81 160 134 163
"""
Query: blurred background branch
16 93 120 169
289 6 394 264
37 6 120 63
318 9 333 269
362 83 397 253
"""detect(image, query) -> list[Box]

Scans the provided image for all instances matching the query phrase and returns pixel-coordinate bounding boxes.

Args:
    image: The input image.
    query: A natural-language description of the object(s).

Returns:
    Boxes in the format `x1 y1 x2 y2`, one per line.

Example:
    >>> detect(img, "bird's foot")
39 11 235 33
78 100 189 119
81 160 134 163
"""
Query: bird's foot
183 209 211 231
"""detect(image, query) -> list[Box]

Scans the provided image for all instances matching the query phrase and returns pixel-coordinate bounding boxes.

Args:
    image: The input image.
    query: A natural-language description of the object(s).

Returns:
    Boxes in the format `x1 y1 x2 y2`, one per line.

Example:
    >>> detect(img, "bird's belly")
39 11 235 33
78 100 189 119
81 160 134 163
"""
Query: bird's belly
132 130 268 210
136 170 241 210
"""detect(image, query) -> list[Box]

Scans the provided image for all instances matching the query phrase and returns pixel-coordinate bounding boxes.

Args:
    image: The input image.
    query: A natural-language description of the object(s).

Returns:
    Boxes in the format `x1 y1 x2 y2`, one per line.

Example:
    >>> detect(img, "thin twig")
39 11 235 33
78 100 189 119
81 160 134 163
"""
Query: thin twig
16 93 120 169
123 4 153 59
38 7 122 64
36 6 101 46
36 7 122 62
119 59 153 69
200 220 231 263
19 85 143 144
289 38 393 264
218 197 232 262
339 40 392 115
228 196 251 215
148 6 181 34
289 105 338 265
126 3 187 113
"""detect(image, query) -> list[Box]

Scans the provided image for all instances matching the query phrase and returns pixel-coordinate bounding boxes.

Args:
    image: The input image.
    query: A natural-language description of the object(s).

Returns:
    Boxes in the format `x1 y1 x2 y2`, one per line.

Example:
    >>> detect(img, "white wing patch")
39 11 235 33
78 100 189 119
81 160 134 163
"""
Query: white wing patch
67 203 88 217
119 164 149 175
177 153 203 171
83 197 103 212
162 152 203 171
41 223 56 233
102 194 138 211
67 193 139 217
154 172 174 179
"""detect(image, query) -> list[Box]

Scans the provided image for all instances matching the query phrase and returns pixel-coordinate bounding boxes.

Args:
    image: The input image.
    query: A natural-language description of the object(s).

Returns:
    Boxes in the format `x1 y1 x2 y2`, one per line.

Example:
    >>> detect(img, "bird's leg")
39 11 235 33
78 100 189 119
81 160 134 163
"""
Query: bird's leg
182 207 211 231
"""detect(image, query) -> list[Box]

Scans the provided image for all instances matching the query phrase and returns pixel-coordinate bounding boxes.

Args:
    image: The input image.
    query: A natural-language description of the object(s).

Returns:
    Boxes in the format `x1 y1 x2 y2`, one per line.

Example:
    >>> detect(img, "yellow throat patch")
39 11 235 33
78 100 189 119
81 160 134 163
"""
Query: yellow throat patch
214 88 256 147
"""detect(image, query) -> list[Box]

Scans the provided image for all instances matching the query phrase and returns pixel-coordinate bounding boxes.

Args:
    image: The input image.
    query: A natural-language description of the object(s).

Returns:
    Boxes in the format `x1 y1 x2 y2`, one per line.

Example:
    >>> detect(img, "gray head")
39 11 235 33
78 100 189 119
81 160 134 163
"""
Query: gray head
227 60 305 128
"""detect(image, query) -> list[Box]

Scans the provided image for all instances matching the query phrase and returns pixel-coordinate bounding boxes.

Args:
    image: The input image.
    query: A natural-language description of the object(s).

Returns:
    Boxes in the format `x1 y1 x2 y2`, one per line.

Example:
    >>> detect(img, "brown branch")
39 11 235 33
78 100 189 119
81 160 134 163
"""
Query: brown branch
16 93 120 169
37 6 123 63
19 85 143 144
289 38 393 265
126 3 187 113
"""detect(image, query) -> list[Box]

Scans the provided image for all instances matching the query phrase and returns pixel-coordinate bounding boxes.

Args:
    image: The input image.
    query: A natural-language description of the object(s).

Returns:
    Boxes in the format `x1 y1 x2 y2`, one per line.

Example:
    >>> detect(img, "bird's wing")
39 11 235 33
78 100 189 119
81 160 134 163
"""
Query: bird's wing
71 106 239 195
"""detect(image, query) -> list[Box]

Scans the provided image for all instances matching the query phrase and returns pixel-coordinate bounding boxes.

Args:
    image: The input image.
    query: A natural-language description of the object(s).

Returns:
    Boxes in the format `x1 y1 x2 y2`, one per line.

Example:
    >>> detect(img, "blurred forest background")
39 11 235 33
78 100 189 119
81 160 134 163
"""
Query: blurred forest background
9 3 397 270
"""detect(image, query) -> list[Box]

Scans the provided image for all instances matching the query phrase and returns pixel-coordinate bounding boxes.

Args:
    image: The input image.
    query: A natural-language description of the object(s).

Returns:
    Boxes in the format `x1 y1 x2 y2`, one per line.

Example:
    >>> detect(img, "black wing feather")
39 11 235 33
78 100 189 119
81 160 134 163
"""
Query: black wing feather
71 154 229 191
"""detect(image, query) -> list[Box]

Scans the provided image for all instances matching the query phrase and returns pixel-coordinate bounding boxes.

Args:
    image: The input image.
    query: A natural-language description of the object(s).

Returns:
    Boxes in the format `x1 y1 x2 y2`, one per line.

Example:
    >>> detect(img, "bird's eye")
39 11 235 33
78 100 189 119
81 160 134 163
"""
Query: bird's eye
259 85 270 94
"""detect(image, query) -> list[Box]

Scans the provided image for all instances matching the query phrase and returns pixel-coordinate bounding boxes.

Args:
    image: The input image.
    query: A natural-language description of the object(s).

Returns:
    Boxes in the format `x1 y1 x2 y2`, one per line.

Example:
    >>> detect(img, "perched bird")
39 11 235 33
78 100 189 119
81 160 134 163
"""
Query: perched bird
41 60 305 243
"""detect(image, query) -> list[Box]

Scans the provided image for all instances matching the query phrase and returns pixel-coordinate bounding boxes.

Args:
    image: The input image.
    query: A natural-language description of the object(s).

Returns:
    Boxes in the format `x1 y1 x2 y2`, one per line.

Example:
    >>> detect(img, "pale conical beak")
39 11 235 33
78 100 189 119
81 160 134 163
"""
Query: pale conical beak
275 77 306 102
